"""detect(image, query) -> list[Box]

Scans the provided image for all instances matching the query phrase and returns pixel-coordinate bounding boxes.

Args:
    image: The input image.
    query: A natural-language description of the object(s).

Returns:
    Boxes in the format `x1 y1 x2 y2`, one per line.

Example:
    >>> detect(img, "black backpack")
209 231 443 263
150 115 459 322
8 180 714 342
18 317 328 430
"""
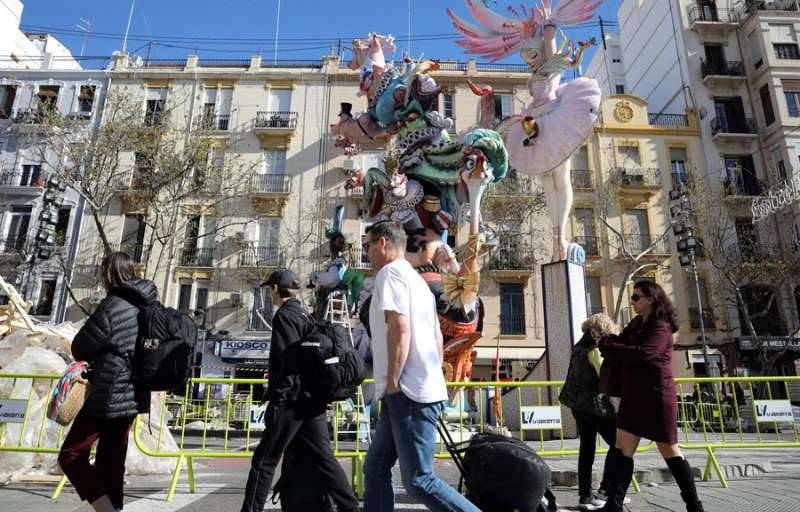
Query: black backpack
296 316 366 402
461 433 552 512
131 302 198 393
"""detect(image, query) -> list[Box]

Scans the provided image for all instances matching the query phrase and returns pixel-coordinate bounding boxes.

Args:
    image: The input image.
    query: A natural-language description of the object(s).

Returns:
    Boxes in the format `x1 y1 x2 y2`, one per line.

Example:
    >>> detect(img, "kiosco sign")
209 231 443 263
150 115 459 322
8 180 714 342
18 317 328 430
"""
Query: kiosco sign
217 339 270 360
520 406 562 430
754 400 795 423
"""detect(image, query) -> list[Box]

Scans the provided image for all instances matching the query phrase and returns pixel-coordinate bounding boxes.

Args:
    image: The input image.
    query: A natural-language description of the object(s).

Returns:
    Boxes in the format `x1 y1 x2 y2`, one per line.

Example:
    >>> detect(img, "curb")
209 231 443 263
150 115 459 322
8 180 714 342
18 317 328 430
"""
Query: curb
550 461 773 487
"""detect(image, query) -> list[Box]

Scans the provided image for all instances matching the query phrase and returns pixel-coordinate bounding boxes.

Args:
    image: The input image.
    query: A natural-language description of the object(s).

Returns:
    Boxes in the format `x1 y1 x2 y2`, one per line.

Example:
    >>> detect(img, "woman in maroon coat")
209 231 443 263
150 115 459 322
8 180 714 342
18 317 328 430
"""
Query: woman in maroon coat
597 281 704 512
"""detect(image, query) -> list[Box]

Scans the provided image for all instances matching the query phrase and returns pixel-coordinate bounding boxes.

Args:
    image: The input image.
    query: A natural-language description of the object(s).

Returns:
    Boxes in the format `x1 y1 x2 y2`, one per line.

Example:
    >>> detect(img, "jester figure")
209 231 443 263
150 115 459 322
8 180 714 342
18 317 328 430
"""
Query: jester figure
449 0 604 261
335 36 510 383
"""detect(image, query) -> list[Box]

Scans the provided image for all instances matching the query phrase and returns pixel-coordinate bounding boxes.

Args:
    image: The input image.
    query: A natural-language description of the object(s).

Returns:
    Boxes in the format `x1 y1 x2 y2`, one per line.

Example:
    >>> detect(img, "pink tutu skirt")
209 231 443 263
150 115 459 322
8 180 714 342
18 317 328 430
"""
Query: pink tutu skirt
506 77 601 176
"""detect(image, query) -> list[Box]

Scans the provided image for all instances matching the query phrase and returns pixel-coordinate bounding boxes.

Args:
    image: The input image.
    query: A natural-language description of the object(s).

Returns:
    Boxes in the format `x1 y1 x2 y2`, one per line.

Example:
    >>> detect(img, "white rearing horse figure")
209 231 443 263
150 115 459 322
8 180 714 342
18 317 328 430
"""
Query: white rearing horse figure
449 0 603 261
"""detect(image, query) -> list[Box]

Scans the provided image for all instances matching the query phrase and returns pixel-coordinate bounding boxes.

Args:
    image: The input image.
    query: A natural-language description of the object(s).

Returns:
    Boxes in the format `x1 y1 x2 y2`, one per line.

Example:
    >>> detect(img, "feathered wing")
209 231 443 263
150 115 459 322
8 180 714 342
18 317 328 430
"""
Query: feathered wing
551 0 605 26
447 0 539 62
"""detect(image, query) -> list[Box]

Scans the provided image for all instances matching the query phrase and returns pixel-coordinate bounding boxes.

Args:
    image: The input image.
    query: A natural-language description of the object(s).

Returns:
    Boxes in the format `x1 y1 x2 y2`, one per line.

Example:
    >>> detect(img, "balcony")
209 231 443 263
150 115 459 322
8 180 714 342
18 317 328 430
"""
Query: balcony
250 173 291 216
254 111 298 147
0 170 45 196
10 108 47 125
710 117 758 145
573 236 600 257
571 169 594 190
723 177 763 199
648 113 690 129
195 112 231 134
239 245 283 268
351 247 373 271
687 6 738 34
0 236 29 257
701 60 746 89
487 246 536 278
611 167 661 197
486 175 533 197
178 247 214 267
618 234 670 258
743 0 799 17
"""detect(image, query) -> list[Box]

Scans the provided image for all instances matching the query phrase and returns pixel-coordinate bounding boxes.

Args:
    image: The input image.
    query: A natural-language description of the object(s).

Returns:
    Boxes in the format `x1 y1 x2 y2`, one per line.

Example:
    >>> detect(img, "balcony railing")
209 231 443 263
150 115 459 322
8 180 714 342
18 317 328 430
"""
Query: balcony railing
0 170 45 188
710 117 757 135
255 111 298 129
197 113 230 131
179 247 214 267
487 246 536 271
351 247 372 270
486 175 533 196
571 169 594 189
672 171 690 189
11 108 51 125
723 177 763 197
744 1 799 14
252 173 291 194
701 59 745 78
735 242 778 264
621 234 670 256
573 236 600 257
500 314 526 335
240 245 283 267
611 166 661 187
0 236 29 255
648 113 689 128
688 6 738 24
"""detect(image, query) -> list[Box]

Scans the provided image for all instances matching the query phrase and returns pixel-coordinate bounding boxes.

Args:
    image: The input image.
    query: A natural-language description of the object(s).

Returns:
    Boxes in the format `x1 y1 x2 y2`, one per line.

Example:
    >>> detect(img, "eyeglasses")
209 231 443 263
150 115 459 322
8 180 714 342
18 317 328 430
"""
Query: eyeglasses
631 293 643 302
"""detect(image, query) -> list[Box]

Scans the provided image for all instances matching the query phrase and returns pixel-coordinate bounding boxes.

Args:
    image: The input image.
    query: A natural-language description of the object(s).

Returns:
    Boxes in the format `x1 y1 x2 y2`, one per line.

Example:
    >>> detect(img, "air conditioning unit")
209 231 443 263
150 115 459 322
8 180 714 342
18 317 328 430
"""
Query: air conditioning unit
230 293 241 307
343 158 360 171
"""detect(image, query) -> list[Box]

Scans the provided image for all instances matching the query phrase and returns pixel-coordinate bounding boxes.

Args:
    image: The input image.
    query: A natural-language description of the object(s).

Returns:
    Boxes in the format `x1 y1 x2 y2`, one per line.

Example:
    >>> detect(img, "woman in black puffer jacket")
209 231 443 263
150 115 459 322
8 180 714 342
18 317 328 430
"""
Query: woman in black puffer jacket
58 252 158 512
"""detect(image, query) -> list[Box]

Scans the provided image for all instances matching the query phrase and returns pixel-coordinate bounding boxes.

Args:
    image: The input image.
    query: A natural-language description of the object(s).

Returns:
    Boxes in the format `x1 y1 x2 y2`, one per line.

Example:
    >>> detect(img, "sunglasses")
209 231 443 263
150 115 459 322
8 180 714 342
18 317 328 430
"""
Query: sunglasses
631 293 645 302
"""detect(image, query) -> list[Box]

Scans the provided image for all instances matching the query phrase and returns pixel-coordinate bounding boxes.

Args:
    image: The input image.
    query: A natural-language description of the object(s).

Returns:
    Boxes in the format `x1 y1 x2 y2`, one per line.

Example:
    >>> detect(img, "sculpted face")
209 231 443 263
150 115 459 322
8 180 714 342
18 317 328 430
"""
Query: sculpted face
344 168 366 190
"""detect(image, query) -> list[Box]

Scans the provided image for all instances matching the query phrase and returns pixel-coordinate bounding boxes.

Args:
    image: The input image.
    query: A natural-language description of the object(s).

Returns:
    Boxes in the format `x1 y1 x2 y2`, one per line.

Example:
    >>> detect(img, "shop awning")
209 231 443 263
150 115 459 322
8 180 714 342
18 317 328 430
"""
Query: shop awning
473 346 546 362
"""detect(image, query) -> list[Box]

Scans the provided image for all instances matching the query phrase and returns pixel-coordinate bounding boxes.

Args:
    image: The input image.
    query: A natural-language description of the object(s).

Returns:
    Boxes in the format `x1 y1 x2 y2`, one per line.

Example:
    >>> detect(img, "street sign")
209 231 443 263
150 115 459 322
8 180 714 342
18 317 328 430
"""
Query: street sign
217 339 270 360
0 399 27 423
520 406 562 430
754 400 794 423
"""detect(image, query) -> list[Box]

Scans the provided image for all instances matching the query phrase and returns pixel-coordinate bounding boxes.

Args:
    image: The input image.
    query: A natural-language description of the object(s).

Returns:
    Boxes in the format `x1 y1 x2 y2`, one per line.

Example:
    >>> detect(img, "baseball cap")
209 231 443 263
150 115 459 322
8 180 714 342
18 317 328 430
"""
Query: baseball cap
261 269 300 290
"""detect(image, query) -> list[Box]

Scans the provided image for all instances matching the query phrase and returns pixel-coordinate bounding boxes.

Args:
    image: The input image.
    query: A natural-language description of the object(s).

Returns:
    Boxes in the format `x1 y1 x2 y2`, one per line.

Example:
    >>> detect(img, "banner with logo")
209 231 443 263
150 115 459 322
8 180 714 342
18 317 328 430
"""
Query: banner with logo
520 406 562 430
754 400 795 423
217 339 270 360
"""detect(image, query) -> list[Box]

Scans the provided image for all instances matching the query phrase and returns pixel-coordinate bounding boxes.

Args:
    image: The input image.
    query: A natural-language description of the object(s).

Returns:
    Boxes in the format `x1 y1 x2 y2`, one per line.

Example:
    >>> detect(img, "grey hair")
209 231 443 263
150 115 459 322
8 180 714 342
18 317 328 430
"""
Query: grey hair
366 220 407 250
581 313 620 337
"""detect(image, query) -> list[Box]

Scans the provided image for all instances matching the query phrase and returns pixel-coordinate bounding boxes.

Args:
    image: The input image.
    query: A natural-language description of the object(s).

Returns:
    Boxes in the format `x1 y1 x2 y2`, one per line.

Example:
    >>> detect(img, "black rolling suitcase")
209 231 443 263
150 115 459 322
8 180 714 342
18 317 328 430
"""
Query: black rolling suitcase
437 418 557 512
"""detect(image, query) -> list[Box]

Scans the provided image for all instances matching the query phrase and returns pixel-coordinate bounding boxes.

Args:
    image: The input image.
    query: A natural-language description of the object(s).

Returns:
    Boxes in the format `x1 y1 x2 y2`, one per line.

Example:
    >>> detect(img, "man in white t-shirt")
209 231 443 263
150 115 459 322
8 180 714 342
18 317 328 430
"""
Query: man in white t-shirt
362 221 479 512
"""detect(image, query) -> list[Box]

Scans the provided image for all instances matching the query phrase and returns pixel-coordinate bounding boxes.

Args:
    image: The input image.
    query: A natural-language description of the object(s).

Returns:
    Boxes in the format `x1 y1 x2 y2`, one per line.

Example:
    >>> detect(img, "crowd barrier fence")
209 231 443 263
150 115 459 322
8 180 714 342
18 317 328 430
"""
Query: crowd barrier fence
2 373 799 501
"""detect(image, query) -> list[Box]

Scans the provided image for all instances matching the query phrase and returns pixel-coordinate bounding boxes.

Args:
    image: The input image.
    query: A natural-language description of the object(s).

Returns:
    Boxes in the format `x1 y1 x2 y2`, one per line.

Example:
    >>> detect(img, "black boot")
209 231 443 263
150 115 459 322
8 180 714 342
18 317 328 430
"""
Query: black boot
666 456 704 512
599 448 634 512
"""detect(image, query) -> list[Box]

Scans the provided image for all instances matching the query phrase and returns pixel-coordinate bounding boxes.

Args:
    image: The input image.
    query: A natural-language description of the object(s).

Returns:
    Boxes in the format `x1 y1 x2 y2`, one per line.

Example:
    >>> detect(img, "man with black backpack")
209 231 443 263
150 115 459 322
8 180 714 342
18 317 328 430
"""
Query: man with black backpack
241 269 359 512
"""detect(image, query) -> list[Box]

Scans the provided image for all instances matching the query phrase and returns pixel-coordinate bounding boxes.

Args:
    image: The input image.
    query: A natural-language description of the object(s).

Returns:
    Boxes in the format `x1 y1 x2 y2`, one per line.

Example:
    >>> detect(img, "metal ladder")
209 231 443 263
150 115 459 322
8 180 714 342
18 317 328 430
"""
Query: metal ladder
324 290 371 444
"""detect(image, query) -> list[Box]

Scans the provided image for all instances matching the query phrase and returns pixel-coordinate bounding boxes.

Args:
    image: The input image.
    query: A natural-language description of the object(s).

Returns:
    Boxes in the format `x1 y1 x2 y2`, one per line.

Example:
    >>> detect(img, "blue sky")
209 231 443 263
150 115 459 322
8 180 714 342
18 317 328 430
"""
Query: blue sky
20 0 621 67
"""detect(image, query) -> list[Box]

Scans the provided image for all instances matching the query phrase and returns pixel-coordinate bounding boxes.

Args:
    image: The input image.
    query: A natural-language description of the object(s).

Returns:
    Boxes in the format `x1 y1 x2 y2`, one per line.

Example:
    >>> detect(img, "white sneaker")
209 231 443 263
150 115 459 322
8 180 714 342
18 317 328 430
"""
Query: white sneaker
579 494 606 509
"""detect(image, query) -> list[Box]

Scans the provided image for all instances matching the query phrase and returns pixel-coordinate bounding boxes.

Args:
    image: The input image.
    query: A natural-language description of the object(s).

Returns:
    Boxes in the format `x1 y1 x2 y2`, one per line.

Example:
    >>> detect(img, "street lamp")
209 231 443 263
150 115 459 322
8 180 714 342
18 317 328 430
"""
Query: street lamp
669 187 711 376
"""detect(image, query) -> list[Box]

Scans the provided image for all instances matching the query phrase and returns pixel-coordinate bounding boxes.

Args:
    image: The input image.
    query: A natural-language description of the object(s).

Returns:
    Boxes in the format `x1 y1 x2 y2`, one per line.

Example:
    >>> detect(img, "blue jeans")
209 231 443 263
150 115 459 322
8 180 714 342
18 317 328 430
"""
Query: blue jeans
363 391 480 512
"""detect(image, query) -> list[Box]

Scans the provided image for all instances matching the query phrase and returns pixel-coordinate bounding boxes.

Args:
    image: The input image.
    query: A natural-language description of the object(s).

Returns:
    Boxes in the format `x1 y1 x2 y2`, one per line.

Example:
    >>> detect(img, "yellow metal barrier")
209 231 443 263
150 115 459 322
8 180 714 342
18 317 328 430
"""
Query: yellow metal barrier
4 372 800 502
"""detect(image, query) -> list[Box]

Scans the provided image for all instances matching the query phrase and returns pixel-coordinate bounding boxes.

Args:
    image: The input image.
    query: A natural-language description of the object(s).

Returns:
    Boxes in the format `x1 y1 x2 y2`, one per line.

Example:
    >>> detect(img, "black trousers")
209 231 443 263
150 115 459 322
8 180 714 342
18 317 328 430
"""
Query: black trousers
241 404 359 512
572 409 617 499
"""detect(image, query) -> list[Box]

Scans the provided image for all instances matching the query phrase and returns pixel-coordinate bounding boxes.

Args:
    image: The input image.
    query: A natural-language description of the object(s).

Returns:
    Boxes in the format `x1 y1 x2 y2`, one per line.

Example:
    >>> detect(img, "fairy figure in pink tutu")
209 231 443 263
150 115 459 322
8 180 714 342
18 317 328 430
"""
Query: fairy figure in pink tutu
449 0 603 261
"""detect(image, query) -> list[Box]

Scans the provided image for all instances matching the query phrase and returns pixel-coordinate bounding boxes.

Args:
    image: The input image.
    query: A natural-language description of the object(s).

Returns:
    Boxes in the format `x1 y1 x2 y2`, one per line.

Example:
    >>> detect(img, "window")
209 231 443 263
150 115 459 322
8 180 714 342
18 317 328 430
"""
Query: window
33 278 57 317
4 206 32 252
144 87 167 126
585 276 603 315
623 209 650 254
739 285 787 336
264 149 287 174
795 286 800 322
249 286 270 331
783 79 800 117
78 85 96 116
617 145 641 166
791 223 800 253
195 283 209 314
493 94 513 122
748 30 763 69
20 164 43 187
760 85 776 126
499 283 525 335
573 208 598 255
771 147 787 181
55 208 70 246
771 24 799 59
268 89 292 113
121 214 146 262
735 218 758 261
775 43 800 59
177 282 192 312
670 148 688 188
0 85 16 118
442 93 455 120
36 85 59 113
688 276 715 329
724 155 760 195
615 84 625 94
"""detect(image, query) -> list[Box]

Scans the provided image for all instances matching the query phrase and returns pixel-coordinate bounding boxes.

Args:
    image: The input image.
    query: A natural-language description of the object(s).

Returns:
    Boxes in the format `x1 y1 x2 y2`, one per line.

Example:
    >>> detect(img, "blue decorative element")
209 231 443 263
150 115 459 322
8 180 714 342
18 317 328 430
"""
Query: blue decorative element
567 242 585 265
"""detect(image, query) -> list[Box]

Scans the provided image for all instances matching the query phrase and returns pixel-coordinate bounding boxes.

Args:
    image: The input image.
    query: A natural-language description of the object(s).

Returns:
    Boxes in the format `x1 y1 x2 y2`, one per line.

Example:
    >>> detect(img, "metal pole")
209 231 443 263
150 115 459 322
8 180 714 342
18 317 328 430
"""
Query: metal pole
273 0 281 65
122 0 135 54
408 0 412 57
689 248 710 374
